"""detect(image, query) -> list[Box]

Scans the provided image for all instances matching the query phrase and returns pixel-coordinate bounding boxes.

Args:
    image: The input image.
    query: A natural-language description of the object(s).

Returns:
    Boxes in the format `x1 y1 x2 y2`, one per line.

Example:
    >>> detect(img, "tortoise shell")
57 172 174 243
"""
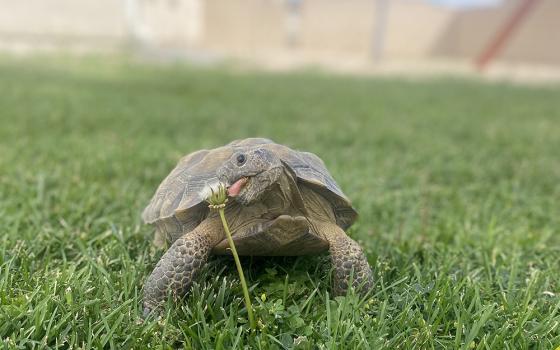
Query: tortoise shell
142 138 357 242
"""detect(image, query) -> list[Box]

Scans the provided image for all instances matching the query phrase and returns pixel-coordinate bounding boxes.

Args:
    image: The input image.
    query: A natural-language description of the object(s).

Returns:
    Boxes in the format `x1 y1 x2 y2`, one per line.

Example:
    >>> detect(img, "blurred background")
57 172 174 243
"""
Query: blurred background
1 1 559 347
0 0 559 82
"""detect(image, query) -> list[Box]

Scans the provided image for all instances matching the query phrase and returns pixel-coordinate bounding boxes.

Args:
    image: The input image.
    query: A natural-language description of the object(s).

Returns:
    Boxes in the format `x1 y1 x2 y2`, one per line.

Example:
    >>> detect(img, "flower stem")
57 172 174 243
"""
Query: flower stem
218 208 256 330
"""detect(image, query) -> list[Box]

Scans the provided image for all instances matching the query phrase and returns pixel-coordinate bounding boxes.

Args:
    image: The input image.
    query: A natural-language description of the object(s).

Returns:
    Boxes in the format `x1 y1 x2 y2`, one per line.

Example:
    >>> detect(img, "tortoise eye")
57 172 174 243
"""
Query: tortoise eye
236 154 246 165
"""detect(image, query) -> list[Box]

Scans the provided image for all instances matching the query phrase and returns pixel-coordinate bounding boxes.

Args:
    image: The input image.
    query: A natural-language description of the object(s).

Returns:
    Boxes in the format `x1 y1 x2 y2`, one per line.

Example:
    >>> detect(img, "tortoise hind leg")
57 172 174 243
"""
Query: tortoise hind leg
143 217 223 316
315 221 373 296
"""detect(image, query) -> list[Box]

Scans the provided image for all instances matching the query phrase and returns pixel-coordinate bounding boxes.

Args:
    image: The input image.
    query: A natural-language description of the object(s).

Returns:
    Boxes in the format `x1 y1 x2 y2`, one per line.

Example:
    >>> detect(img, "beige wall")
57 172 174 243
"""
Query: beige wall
0 0 203 51
501 0 560 64
201 0 560 65
432 0 560 65
0 0 558 66
298 0 373 57
203 0 286 55
0 0 126 50
202 0 452 61
384 1 453 58
142 0 203 48
202 0 378 60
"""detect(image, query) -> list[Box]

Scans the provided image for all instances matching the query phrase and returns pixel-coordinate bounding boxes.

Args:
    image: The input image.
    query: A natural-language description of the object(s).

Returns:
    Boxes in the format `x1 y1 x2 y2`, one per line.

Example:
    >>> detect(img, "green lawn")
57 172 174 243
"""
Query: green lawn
0 55 559 349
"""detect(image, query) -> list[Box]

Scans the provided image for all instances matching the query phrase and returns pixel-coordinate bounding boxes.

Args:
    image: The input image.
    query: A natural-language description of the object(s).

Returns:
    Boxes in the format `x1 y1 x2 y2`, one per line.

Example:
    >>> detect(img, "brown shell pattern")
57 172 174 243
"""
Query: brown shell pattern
142 138 357 230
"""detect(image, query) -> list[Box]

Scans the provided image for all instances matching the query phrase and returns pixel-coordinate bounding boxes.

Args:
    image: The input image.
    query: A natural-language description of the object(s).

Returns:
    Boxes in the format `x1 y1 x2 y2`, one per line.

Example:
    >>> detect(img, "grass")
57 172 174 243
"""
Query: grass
0 55 559 349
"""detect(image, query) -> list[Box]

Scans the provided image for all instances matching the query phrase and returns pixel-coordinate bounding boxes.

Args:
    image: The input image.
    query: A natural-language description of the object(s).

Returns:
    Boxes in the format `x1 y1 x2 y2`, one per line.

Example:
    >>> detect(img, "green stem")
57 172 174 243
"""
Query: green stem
218 208 256 330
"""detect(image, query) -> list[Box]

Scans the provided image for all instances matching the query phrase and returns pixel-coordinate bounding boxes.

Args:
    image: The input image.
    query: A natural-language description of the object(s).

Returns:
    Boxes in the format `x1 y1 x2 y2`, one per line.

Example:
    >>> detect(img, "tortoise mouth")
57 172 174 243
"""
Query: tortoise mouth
227 177 249 197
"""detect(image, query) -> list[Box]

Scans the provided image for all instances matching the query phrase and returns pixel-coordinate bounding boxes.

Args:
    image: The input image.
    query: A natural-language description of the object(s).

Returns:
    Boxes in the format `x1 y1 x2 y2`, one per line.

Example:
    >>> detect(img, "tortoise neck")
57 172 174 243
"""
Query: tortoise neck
277 167 308 216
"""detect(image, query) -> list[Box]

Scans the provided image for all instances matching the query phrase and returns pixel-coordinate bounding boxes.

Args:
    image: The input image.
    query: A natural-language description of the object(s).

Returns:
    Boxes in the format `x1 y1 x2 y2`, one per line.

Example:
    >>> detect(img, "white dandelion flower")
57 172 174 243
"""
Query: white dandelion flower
200 180 228 208
199 180 223 202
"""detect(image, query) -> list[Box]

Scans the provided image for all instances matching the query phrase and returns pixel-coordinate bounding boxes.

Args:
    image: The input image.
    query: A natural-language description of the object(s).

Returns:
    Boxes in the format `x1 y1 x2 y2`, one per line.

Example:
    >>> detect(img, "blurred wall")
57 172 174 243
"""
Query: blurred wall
298 0 374 58
433 0 560 65
0 0 558 66
384 1 453 59
0 0 203 52
0 0 127 51
504 0 560 65
202 0 452 62
142 0 204 48
203 0 285 56
202 0 560 65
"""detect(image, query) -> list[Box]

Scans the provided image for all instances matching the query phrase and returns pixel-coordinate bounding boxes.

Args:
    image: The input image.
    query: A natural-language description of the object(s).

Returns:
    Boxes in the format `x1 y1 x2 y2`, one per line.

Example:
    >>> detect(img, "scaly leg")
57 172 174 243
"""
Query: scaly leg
143 217 223 316
315 221 373 296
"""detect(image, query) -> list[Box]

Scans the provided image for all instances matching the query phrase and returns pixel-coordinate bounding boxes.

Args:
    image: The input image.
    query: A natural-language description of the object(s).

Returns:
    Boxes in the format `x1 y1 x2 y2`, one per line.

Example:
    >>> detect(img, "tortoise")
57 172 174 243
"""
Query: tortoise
142 138 373 314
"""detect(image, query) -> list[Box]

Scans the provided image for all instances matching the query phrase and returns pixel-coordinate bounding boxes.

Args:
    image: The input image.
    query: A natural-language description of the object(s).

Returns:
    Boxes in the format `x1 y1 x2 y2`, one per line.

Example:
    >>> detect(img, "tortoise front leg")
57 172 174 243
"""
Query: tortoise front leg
315 221 373 296
143 217 223 316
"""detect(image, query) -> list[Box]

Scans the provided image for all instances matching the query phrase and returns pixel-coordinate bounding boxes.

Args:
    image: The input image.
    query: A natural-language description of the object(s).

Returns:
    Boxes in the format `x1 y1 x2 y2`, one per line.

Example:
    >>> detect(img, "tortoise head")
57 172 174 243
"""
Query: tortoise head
217 147 283 205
